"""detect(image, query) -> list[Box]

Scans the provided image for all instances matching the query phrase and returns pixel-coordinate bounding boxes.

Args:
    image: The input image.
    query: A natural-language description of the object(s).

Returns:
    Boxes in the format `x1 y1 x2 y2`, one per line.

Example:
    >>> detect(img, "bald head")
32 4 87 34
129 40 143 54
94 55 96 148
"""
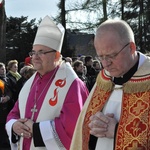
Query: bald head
95 19 135 45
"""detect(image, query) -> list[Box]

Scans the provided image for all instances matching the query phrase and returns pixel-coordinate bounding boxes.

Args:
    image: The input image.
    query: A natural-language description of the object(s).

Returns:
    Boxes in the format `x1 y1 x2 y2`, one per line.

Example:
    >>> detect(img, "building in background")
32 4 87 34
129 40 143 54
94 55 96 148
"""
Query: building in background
67 29 96 58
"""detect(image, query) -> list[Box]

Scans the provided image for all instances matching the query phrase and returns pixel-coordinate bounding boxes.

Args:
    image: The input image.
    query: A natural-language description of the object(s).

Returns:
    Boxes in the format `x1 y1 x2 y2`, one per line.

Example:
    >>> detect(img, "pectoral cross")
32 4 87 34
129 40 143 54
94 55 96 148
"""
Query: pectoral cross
31 104 38 120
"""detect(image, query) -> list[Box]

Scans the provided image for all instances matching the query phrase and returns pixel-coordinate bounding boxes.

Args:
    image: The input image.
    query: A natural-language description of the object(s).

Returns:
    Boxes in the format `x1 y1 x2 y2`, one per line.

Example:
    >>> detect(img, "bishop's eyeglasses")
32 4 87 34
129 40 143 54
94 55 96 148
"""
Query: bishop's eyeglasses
29 50 56 57
95 43 130 62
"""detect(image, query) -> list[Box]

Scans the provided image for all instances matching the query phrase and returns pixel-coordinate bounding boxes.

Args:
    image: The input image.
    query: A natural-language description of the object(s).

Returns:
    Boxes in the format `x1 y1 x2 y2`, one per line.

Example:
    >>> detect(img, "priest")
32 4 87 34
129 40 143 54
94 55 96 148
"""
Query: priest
70 19 150 150
6 15 89 150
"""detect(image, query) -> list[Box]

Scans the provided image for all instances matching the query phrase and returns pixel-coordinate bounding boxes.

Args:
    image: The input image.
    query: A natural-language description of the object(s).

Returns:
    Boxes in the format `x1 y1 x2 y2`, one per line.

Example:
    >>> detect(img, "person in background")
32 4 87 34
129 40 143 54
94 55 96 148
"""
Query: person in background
93 59 102 75
6 60 21 107
84 55 97 91
16 65 36 99
0 62 13 149
65 57 73 66
7 60 21 82
18 62 25 73
24 56 32 66
79 55 86 64
73 60 89 89
70 19 150 150
72 57 78 63
79 55 87 75
6 15 89 150
18 57 32 73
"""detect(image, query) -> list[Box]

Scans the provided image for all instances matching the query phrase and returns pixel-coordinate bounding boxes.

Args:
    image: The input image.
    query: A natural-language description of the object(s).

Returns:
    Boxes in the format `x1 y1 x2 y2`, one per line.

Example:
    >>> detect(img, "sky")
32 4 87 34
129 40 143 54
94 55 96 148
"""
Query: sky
5 0 60 21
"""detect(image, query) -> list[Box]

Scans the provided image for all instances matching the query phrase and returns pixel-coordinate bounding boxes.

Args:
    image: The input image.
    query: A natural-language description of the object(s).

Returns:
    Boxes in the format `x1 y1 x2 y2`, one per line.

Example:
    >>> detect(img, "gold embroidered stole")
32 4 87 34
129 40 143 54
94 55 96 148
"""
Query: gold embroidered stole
83 57 150 150
82 70 113 150
115 67 150 149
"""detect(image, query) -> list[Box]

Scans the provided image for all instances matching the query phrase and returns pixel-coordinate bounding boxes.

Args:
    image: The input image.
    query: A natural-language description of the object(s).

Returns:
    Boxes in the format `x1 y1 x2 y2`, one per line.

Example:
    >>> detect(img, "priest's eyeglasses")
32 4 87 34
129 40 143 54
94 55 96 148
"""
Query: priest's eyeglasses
29 50 56 57
95 43 130 62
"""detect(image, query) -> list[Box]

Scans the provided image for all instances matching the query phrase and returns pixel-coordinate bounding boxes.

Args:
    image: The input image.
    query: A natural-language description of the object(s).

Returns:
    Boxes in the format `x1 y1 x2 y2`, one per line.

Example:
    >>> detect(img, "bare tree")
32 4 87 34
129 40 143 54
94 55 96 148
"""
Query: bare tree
64 0 114 33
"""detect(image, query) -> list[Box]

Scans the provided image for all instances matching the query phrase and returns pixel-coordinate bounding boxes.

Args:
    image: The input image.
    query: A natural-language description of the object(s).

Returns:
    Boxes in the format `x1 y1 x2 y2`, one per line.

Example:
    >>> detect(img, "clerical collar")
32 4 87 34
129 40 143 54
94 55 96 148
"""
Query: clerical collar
113 55 139 85
38 66 59 79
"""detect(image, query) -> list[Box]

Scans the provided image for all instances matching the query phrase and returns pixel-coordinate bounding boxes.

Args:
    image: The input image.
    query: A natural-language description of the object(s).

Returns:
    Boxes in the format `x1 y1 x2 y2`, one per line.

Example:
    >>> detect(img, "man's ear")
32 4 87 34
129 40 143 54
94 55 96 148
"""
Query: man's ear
55 51 60 59
130 42 136 54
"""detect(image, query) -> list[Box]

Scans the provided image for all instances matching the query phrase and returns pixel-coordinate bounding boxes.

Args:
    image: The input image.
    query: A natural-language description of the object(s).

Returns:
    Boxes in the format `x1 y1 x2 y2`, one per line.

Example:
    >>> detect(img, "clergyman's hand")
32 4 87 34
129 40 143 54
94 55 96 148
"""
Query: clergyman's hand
89 112 117 138
12 118 32 138
24 119 34 134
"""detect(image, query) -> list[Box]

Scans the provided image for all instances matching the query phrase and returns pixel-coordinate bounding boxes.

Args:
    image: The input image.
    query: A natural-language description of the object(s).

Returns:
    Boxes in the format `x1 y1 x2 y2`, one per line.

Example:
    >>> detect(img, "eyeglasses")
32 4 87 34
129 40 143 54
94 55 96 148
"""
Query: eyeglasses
96 43 130 62
29 50 56 57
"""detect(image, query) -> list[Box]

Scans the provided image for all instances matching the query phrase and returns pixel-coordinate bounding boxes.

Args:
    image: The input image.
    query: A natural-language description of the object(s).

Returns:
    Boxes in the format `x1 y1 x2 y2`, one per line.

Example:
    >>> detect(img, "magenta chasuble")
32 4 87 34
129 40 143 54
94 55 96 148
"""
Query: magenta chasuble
6 62 89 150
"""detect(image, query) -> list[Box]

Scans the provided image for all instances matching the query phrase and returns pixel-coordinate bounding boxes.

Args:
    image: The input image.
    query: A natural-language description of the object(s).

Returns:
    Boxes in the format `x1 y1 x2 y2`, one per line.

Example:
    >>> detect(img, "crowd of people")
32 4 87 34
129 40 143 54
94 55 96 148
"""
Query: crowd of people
0 15 149 150
64 55 102 91
0 59 35 149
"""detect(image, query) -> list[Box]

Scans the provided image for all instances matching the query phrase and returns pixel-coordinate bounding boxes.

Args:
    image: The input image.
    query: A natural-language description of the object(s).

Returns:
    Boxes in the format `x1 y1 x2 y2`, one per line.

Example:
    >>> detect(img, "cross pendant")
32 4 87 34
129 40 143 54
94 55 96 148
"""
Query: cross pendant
31 104 38 120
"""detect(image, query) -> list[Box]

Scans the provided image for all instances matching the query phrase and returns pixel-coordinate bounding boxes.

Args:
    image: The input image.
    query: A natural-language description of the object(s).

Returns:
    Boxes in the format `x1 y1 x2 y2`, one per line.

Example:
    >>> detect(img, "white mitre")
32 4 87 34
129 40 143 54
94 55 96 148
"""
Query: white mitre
33 15 65 52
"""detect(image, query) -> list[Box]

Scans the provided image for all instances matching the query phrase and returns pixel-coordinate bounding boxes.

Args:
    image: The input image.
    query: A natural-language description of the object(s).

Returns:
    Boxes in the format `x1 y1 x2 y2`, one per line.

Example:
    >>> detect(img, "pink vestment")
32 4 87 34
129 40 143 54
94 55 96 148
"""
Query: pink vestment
6 62 89 150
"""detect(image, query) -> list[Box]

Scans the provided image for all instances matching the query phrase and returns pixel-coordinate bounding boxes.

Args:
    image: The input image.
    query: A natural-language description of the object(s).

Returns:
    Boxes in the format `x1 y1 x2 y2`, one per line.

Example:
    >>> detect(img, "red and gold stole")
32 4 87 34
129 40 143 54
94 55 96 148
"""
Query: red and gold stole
83 66 150 150
82 70 113 150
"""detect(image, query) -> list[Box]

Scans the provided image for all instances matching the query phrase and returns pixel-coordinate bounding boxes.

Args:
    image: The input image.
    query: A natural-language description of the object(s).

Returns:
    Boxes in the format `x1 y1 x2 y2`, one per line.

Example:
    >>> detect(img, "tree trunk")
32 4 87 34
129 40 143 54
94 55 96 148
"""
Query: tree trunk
102 0 107 21
121 0 124 19
139 0 144 52
0 0 6 63
60 0 67 56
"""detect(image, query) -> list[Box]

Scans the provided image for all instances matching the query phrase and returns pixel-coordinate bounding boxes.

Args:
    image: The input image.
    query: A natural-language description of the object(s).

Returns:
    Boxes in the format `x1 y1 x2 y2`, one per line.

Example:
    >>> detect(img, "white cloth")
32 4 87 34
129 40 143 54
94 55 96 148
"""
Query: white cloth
96 85 123 150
